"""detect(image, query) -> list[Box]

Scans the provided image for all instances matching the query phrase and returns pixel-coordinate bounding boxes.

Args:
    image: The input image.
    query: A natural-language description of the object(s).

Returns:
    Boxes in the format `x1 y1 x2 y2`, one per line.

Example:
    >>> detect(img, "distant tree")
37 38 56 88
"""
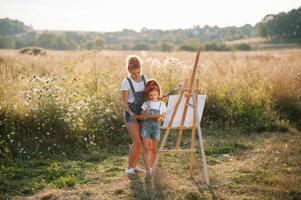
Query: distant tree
204 42 230 51
92 38 104 50
0 36 16 48
256 7 301 39
15 32 37 48
255 23 268 37
231 43 251 51
178 39 203 51
0 18 33 35
160 42 173 52
132 43 150 51
121 44 130 50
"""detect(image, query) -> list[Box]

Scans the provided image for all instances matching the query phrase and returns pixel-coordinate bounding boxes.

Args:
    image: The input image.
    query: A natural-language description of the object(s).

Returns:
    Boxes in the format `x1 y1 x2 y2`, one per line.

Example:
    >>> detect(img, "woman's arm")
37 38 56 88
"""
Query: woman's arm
122 90 135 116
141 109 147 115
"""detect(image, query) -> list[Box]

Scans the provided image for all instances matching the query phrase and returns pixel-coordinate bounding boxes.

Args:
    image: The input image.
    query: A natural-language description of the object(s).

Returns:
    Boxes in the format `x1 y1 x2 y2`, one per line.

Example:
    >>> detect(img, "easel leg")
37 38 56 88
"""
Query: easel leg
152 89 185 173
189 125 196 176
189 80 199 177
192 91 210 185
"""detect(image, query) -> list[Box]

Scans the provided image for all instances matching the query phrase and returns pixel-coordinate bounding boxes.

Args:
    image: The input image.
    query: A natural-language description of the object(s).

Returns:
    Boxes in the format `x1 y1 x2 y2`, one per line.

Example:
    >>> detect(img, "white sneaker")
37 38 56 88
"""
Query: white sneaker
125 167 136 175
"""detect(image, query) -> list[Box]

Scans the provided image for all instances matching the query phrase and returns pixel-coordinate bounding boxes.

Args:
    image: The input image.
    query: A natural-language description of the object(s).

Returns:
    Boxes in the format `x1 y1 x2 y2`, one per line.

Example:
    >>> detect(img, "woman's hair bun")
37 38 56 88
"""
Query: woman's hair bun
127 55 141 71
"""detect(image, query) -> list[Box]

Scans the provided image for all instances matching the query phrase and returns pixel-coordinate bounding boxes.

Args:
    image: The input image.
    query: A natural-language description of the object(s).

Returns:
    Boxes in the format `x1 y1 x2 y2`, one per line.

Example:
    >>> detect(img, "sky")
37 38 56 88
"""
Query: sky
0 0 300 32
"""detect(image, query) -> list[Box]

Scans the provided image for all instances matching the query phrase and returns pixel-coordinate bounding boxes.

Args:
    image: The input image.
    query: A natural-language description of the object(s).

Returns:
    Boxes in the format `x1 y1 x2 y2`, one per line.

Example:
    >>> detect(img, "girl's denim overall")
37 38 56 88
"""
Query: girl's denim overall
141 101 162 141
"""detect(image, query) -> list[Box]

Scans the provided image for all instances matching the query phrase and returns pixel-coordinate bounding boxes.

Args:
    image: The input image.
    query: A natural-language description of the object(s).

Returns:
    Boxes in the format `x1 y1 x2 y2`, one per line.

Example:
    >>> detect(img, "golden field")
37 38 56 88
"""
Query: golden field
0 49 300 199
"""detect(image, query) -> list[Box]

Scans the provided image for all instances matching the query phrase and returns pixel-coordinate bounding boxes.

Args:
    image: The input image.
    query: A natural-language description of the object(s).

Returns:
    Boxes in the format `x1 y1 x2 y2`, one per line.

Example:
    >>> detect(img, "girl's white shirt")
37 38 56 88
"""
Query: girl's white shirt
141 100 167 114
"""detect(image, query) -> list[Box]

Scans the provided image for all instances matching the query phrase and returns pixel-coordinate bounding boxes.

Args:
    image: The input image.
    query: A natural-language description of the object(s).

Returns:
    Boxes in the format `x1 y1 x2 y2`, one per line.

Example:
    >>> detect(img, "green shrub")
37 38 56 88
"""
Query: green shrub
18 47 46 55
204 42 231 51
231 43 251 51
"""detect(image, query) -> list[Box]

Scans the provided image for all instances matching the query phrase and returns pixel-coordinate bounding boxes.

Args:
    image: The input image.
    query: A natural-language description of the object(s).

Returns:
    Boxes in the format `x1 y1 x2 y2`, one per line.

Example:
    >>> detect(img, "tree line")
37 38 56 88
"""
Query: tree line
256 6 301 41
0 6 300 51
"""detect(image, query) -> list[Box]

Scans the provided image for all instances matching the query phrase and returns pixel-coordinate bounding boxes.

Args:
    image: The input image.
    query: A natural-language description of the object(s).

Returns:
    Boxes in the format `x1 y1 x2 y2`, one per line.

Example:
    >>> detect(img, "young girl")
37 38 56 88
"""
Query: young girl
141 80 167 175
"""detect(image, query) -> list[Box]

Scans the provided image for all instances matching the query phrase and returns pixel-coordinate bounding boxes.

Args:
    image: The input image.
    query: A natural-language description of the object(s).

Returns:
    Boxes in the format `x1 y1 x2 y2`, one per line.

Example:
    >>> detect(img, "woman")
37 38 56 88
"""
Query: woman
121 55 148 175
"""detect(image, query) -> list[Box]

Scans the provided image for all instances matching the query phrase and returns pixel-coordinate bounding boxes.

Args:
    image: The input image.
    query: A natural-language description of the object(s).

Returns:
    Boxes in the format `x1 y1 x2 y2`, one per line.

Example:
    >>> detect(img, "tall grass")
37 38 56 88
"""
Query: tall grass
0 50 300 160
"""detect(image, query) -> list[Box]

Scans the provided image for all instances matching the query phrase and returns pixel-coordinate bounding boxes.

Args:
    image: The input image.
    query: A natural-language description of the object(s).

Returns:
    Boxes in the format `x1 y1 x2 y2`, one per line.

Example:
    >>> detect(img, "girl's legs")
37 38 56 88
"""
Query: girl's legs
150 140 158 167
142 137 152 173
126 122 142 168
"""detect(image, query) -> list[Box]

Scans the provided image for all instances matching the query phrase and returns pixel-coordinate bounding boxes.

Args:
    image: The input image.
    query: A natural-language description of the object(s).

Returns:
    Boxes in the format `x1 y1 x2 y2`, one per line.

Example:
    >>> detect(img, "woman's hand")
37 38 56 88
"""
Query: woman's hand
161 95 168 101
129 111 135 118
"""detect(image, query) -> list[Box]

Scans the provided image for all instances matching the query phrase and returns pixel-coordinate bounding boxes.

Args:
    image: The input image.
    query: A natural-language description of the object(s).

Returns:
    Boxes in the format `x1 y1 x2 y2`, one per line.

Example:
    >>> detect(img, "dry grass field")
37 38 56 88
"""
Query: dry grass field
0 49 301 199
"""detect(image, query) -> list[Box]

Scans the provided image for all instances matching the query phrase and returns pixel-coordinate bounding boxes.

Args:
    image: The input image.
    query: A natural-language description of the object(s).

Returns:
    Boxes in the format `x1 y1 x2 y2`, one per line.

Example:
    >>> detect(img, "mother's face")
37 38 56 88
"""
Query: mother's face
129 68 141 80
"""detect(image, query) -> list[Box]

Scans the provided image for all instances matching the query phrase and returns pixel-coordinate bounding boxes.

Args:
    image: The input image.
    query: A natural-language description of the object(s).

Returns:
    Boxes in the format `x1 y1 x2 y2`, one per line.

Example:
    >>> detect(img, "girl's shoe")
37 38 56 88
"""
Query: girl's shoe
125 167 136 175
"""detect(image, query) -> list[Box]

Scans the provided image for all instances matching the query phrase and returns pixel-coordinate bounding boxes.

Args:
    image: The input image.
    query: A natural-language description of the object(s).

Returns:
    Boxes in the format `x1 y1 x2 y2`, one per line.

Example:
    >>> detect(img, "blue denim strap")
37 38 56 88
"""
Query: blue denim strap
126 75 146 94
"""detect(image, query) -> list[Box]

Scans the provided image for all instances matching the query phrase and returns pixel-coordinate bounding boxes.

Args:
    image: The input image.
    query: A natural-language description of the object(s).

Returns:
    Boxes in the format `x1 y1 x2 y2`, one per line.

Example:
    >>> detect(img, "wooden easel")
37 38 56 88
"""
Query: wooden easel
152 48 210 185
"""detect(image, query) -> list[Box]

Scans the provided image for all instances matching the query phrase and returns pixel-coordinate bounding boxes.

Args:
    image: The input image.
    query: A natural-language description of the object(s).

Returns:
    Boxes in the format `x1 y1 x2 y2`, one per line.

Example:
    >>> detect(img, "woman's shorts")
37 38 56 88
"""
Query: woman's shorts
124 111 139 124
124 103 142 124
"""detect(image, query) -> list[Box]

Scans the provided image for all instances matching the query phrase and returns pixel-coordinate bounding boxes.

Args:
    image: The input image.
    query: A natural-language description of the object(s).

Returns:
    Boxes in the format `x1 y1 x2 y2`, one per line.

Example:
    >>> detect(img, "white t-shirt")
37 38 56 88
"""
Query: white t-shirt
121 75 148 103
141 100 167 114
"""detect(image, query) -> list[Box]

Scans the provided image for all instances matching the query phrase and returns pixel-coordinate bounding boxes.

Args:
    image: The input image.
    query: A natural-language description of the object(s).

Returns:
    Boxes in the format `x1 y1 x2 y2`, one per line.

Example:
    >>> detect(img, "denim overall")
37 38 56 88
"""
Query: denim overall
141 101 162 141
124 75 146 123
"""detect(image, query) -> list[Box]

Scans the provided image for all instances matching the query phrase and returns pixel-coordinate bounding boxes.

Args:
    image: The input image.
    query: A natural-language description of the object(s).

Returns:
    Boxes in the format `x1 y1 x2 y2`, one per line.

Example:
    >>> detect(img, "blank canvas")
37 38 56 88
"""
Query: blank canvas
162 95 206 128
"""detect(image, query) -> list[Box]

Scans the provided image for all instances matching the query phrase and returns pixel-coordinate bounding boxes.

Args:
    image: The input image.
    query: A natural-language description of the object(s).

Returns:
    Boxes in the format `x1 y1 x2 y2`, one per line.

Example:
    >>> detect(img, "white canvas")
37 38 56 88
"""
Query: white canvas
162 95 206 128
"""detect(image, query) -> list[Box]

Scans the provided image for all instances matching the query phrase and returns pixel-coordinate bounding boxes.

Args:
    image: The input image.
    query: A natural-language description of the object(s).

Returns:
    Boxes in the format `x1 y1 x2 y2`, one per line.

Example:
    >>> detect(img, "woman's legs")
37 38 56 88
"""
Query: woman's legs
142 137 152 173
150 140 158 167
126 122 142 168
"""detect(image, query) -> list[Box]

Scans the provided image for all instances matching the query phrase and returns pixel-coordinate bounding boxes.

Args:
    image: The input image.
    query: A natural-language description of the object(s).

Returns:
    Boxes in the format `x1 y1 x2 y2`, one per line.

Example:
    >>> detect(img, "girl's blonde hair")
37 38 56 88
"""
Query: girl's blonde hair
126 55 141 72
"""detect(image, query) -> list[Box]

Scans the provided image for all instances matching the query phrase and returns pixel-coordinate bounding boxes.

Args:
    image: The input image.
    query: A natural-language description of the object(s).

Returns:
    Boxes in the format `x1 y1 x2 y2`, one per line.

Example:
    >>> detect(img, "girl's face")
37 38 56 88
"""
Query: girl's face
129 68 141 80
148 90 159 101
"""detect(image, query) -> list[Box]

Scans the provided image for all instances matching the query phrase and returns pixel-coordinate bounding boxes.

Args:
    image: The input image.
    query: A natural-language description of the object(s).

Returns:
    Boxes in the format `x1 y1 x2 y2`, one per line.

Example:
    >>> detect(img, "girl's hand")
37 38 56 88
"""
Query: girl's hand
156 116 164 122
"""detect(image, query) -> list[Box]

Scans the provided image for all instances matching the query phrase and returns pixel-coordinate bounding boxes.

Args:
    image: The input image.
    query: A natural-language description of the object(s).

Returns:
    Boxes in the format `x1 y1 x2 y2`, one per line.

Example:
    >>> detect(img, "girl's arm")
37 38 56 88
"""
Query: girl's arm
157 112 166 122
122 90 135 116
